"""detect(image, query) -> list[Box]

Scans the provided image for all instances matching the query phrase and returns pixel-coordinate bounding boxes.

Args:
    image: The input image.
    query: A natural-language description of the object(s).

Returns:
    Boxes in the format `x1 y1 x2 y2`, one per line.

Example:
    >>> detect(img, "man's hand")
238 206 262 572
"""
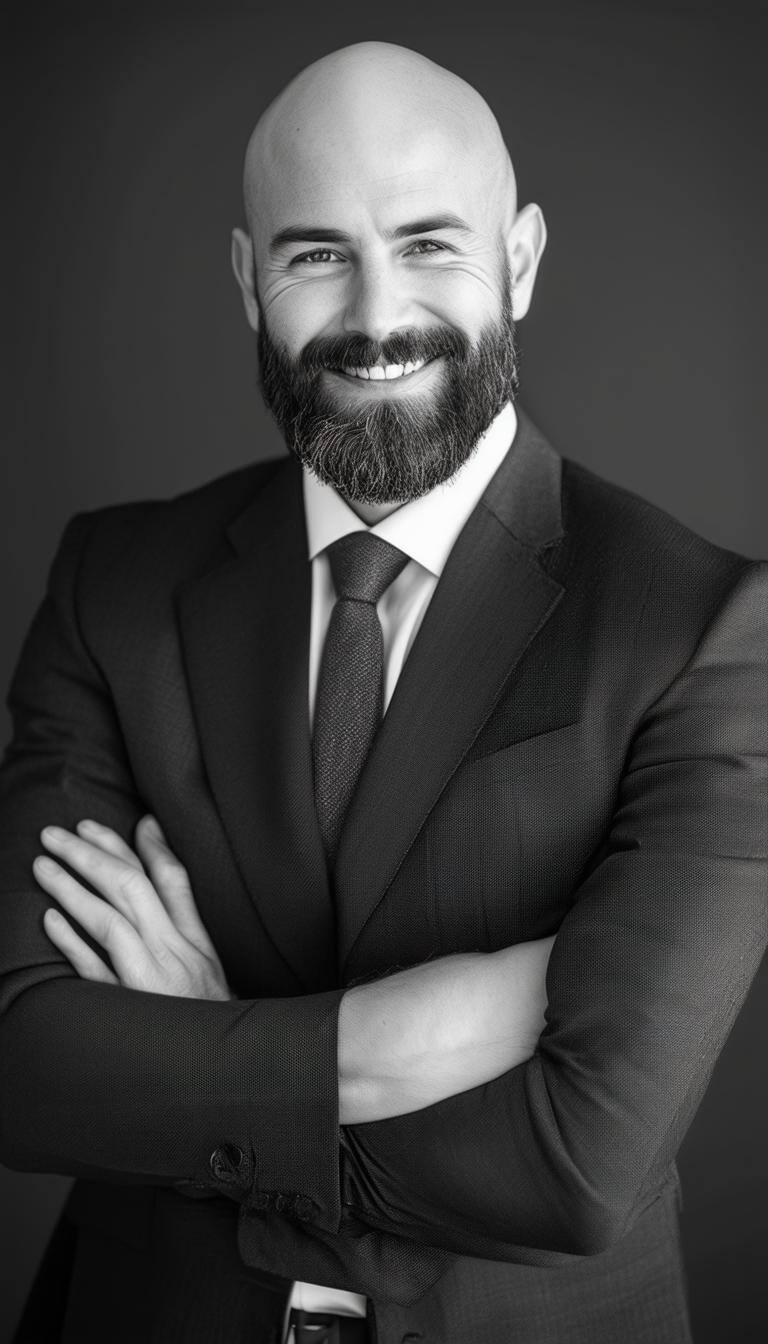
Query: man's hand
34 815 232 1000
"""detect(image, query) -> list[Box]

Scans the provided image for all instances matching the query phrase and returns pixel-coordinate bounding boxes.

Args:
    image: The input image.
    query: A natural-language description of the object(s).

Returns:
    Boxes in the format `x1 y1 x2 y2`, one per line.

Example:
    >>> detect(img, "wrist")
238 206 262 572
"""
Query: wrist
338 954 486 1123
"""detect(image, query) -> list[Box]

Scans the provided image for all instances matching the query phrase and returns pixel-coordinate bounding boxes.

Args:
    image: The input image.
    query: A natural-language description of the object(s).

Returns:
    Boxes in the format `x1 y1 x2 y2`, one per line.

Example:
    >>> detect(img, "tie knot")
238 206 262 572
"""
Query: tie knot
326 532 409 605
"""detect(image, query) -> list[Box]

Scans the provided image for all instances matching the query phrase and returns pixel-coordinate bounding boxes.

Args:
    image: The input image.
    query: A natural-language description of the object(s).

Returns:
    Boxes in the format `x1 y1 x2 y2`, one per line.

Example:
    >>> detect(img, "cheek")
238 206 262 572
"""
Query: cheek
260 275 344 353
415 267 502 337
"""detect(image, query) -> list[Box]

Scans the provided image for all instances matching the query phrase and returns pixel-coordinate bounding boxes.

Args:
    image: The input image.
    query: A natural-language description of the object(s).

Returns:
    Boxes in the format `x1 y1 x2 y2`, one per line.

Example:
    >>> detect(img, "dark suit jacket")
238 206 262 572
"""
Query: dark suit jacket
1 412 765 1344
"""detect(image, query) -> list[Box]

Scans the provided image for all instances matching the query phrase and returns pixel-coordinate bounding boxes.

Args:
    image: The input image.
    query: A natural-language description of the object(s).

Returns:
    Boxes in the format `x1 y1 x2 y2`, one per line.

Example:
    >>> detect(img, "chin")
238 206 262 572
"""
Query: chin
325 390 439 419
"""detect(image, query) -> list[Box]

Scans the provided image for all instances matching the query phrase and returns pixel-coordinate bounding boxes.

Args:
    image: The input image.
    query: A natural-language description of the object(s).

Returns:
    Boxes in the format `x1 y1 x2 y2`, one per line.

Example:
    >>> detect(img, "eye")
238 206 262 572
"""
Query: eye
404 239 449 257
291 248 344 266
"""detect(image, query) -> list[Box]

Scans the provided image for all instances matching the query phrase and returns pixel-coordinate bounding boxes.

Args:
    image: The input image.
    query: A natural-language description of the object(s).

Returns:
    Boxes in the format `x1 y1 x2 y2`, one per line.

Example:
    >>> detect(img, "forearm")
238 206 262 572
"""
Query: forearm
0 972 345 1233
239 940 551 1307
338 936 553 1123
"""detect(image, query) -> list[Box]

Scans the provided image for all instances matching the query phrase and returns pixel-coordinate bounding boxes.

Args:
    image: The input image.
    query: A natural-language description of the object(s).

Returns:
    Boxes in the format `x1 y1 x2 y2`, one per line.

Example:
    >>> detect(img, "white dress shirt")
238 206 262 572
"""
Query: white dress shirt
284 401 517 1334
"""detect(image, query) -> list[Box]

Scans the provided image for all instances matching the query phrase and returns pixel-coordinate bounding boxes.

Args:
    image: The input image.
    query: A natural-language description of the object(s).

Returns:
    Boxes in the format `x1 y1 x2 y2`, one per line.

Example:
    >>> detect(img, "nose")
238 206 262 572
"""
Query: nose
341 257 411 343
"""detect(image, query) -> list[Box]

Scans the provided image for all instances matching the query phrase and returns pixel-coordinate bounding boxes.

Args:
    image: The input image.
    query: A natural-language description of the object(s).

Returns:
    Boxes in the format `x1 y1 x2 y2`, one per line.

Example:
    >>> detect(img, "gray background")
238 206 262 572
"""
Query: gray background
1 1 766 1339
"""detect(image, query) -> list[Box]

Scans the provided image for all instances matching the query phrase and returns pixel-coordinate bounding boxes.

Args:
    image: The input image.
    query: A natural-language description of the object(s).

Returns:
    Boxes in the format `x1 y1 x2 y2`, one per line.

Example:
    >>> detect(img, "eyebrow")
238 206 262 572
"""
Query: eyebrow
269 214 472 251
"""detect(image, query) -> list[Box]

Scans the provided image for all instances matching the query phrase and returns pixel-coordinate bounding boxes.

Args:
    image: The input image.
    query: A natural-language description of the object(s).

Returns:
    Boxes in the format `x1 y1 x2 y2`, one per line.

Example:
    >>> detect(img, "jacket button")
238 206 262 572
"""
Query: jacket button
274 1193 289 1212
294 1196 313 1221
209 1143 246 1183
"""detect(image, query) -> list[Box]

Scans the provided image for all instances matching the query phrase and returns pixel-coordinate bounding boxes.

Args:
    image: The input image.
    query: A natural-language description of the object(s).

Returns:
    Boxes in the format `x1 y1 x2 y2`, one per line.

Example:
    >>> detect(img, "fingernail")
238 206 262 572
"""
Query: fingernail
77 819 99 833
34 856 59 875
41 826 65 843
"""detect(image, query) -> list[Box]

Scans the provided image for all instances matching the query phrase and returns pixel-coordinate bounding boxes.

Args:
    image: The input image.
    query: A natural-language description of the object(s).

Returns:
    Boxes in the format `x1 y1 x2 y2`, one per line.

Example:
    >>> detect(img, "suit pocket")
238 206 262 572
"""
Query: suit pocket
469 717 585 765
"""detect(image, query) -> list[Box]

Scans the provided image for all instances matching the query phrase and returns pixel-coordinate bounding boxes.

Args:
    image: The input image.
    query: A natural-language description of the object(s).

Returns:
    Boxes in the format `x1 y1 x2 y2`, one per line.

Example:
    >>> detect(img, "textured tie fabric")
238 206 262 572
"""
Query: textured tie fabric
312 532 409 864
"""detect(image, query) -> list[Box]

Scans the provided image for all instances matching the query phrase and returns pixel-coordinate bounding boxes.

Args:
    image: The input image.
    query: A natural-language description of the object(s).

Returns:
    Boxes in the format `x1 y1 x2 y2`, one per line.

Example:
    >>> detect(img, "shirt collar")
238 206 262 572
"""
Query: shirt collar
302 401 517 578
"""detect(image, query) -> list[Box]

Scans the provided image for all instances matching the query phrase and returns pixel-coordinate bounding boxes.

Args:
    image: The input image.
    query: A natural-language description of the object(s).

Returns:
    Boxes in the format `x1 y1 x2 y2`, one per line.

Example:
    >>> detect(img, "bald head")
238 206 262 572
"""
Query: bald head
243 42 517 242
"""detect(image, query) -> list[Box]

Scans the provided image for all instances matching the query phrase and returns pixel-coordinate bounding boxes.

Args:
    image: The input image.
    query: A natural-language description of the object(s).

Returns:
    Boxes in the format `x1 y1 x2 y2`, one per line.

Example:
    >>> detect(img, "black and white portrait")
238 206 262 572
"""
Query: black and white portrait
1 3 765 1342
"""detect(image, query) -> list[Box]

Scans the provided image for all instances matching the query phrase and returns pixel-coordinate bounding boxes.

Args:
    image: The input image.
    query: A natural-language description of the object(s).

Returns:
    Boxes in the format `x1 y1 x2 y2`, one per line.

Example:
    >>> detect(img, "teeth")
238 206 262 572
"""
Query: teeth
340 358 428 381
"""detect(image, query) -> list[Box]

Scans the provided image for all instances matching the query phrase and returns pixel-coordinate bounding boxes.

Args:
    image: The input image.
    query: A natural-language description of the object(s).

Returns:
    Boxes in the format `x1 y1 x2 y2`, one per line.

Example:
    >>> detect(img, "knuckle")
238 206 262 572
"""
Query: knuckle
159 861 191 897
117 866 148 902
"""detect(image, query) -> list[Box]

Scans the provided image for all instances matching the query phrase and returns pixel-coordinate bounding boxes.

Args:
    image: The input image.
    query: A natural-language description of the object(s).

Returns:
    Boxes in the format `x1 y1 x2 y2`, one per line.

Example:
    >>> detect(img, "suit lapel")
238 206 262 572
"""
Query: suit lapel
177 459 335 991
334 411 566 968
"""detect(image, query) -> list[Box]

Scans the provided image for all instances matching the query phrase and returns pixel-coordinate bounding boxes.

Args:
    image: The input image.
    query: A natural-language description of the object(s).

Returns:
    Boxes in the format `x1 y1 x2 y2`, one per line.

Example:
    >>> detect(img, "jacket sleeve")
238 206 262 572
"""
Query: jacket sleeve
0 515 344 1236
338 560 768 1263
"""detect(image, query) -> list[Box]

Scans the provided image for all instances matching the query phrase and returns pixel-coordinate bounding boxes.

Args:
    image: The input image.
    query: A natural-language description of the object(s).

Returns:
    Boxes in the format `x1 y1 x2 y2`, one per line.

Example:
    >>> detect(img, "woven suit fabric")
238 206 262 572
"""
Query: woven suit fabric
312 532 409 863
3 412 766 1343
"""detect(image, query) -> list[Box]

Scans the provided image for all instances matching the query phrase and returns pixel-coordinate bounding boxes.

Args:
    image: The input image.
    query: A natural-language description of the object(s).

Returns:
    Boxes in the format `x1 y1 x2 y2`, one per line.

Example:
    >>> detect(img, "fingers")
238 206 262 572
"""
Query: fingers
135 816 217 956
75 819 144 870
35 818 231 1002
36 816 221 977
42 907 119 986
39 825 175 944
34 855 151 987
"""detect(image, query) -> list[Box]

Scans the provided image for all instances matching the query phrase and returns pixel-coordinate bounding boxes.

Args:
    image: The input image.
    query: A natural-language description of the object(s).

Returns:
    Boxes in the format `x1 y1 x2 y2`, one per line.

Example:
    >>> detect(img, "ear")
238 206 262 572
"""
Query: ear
505 203 547 320
231 227 260 333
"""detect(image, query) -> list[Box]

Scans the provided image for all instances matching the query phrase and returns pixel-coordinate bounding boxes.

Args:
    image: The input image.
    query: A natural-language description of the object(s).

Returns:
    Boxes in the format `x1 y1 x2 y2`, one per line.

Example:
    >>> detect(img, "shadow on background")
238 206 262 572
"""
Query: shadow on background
1 1 766 1339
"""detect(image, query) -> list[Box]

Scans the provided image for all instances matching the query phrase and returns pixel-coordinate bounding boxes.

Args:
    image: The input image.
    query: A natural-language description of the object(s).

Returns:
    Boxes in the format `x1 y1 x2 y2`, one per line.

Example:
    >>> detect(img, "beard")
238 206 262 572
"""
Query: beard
256 279 520 506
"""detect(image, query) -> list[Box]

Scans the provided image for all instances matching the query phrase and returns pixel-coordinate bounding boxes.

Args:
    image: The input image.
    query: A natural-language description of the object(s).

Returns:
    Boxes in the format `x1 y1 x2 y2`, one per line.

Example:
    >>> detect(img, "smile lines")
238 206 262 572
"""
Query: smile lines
337 358 429 381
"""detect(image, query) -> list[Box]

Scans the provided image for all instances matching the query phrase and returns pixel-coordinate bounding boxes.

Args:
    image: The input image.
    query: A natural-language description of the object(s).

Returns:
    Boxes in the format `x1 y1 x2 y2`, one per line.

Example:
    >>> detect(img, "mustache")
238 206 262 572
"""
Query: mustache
297 326 471 376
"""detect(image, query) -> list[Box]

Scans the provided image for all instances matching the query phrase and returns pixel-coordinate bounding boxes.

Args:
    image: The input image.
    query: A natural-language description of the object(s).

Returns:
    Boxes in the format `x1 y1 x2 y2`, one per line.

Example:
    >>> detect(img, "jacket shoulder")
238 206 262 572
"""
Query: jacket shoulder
90 455 286 536
554 455 761 670
62 457 290 588
560 454 754 589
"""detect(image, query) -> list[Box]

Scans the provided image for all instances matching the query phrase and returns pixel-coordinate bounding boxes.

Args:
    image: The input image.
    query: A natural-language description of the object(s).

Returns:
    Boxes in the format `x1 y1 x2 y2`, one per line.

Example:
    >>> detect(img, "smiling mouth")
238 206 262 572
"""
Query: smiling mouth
332 357 432 382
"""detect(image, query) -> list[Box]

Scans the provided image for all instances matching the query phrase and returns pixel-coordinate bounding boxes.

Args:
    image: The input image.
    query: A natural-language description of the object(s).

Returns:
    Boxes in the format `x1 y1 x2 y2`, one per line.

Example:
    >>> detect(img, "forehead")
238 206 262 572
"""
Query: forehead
254 124 494 244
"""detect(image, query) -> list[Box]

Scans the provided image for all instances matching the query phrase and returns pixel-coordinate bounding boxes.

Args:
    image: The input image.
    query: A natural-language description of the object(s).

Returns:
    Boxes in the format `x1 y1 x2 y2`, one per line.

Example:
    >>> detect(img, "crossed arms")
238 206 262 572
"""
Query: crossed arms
33 814 553 1124
0 513 766 1304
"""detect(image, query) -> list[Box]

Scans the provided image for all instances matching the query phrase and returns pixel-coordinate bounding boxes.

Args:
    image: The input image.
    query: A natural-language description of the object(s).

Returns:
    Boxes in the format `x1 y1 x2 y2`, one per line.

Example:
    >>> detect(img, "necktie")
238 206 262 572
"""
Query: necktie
312 532 409 864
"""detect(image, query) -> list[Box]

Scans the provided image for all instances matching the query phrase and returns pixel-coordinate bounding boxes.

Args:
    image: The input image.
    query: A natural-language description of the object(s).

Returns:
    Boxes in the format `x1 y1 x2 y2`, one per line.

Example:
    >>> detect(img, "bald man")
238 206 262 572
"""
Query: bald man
1 40 765 1344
